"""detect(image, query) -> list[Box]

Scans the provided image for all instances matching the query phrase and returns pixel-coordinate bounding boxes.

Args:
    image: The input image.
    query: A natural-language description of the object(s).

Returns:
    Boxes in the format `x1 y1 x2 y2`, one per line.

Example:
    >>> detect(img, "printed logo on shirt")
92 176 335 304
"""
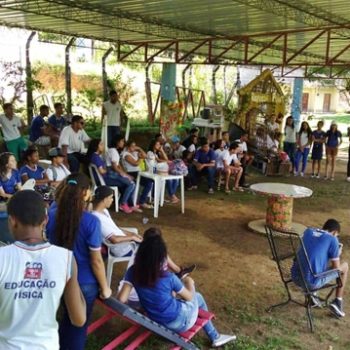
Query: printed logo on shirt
24 262 43 279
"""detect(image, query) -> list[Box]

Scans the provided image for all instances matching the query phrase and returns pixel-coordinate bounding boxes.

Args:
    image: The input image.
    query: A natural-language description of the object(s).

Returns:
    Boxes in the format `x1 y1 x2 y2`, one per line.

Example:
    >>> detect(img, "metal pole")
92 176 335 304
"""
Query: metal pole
26 31 36 124
182 64 191 89
102 47 113 101
65 38 75 115
211 65 220 104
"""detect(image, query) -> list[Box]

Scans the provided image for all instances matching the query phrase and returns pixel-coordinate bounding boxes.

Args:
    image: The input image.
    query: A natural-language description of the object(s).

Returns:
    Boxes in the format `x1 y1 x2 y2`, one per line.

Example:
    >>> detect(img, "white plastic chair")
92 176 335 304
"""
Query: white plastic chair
133 171 185 218
88 164 119 212
22 178 36 190
105 227 138 287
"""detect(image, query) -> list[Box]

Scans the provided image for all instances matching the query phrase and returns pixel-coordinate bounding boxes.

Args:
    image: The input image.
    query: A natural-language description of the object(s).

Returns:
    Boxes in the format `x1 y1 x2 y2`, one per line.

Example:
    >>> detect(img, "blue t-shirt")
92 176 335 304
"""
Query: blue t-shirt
312 130 326 149
19 165 45 180
29 115 45 142
326 130 342 147
46 208 102 285
48 114 66 132
91 153 107 179
0 170 20 195
194 148 216 164
291 228 339 287
124 266 184 324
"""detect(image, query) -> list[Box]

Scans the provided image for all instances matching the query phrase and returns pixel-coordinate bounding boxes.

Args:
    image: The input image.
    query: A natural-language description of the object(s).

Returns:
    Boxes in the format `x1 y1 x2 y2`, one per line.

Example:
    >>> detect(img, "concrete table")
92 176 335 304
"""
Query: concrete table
249 182 313 235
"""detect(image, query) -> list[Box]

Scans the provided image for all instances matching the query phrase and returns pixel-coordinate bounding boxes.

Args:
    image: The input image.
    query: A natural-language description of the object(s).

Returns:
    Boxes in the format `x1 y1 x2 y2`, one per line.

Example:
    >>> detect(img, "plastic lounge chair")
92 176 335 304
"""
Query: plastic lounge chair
105 227 138 287
88 164 119 212
265 225 341 332
88 297 215 349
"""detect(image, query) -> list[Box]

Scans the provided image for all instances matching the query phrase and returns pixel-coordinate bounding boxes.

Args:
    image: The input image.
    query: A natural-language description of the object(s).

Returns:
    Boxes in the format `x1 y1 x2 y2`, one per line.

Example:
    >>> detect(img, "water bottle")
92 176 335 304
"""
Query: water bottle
142 217 149 225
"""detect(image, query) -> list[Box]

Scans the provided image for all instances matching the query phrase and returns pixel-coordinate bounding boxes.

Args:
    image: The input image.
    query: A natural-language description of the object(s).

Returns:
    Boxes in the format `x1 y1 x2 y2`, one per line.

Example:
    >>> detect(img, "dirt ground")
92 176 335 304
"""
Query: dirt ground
87 157 350 350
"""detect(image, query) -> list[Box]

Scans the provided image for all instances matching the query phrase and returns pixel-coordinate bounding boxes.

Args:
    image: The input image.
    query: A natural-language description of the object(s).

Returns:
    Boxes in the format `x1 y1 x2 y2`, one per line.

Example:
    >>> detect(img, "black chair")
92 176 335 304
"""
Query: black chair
265 225 341 332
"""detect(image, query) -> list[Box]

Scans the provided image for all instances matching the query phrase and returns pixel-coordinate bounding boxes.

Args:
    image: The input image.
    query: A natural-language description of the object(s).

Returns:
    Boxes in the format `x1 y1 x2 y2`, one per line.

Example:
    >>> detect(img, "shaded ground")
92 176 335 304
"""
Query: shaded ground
87 159 350 350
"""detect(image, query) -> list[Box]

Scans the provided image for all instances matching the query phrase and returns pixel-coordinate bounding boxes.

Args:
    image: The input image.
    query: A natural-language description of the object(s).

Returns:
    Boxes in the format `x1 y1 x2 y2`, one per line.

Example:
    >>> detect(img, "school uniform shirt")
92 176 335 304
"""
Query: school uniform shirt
0 114 22 141
291 228 339 287
194 148 216 164
284 125 296 143
106 148 120 167
234 139 248 153
124 266 184 324
299 132 310 148
187 144 196 153
223 150 238 166
46 164 71 182
312 130 326 149
215 149 226 169
172 145 186 160
19 165 45 180
46 209 102 285
91 153 107 178
48 115 66 132
0 241 72 350
0 170 21 194
103 101 122 127
29 115 45 142
122 151 140 173
326 130 342 147
58 125 90 154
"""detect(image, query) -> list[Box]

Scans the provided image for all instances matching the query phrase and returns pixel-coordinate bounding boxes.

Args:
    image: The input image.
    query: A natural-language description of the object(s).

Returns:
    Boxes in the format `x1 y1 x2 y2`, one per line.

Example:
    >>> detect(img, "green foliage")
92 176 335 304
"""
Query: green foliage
74 87 103 119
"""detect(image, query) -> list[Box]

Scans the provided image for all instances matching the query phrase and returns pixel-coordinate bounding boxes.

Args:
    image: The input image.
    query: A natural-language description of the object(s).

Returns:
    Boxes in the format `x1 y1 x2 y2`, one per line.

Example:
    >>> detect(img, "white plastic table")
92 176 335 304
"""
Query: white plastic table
249 183 313 234
133 171 185 218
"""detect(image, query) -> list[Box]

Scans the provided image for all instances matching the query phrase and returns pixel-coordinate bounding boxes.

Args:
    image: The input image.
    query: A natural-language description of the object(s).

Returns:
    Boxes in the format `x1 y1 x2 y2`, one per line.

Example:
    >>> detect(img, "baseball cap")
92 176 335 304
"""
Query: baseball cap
94 186 114 201
48 147 64 157
171 135 180 143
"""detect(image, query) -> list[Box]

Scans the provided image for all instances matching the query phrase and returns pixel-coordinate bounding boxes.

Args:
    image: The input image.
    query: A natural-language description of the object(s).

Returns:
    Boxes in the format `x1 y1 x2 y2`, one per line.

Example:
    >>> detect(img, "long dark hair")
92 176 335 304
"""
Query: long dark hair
0 152 14 179
86 138 102 161
284 116 294 131
55 172 91 249
133 227 168 287
148 139 159 152
299 121 312 138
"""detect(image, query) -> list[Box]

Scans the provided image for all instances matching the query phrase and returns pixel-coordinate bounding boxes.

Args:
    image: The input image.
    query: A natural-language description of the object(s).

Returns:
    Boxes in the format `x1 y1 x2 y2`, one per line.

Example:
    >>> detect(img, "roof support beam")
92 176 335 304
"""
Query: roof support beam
65 38 75 115
26 31 36 124
102 48 114 100
247 34 283 63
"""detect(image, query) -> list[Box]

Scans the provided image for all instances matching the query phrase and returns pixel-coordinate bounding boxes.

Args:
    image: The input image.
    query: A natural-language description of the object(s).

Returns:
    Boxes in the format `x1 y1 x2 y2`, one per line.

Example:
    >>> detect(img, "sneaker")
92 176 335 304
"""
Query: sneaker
316 174 320 179
176 264 196 279
119 204 133 214
311 173 315 178
294 171 299 176
208 188 214 194
300 172 304 177
324 176 329 181
212 334 237 348
310 293 322 308
329 298 345 318
347 177 350 182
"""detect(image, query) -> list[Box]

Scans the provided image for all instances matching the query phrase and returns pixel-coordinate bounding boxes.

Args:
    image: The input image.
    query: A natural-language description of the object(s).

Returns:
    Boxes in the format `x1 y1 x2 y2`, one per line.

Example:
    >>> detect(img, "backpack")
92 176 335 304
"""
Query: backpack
168 159 188 176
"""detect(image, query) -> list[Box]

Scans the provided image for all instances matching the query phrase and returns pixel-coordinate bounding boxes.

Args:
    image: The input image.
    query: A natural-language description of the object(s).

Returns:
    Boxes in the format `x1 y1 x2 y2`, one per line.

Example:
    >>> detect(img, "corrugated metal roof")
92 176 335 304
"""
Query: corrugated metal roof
0 0 350 66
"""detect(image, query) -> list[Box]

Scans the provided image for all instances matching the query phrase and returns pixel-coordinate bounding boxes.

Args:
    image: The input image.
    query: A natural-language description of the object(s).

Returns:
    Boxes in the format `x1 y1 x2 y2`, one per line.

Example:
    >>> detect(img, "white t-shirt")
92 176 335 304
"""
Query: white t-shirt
284 125 296 143
122 151 140 173
46 164 71 181
223 151 239 166
0 114 22 141
0 241 72 350
235 139 248 153
299 131 310 147
103 101 121 127
146 151 169 173
188 144 196 153
267 121 279 133
106 148 120 167
173 145 186 159
215 149 226 169
58 126 90 154
92 209 125 240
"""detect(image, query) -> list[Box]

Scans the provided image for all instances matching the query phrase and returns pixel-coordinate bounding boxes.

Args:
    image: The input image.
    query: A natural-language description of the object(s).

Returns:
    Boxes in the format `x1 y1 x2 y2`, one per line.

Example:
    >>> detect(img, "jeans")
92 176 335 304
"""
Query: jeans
105 170 135 206
167 179 179 197
128 172 153 205
189 165 216 189
294 147 310 173
68 152 86 172
59 283 99 350
283 142 296 169
107 126 121 147
164 292 219 342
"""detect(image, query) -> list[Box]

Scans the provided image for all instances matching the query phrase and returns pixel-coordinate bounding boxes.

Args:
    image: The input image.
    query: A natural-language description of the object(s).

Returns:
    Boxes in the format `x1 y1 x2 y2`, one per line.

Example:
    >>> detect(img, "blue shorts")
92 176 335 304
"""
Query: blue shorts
309 270 339 290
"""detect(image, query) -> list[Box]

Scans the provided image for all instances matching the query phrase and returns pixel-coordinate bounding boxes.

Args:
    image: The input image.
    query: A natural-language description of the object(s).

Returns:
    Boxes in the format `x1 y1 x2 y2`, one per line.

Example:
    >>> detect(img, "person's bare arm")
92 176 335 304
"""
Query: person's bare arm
157 147 168 162
97 166 107 175
90 250 112 299
136 147 147 159
176 276 195 301
117 282 132 303
108 234 142 244
63 257 87 327
0 187 12 199
125 154 141 166
331 259 340 270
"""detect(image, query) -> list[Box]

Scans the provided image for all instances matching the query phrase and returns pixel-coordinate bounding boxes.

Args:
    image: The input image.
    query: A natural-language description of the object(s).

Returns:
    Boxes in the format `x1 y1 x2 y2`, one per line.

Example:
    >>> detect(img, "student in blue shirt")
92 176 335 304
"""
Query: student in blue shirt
87 138 136 214
325 121 342 180
46 172 112 350
291 219 348 318
0 152 22 200
48 102 66 134
19 147 49 187
189 138 216 194
29 104 52 146
118 227 236 348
